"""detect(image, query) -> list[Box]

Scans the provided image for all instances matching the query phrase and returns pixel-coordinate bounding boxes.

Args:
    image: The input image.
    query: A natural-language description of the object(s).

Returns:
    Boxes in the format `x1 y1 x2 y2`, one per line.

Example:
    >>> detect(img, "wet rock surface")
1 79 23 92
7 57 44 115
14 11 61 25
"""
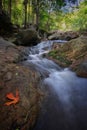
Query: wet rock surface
47 35 87 77
48 31 79 41
75 61 87 77
0 38 42 130
14 29 41 46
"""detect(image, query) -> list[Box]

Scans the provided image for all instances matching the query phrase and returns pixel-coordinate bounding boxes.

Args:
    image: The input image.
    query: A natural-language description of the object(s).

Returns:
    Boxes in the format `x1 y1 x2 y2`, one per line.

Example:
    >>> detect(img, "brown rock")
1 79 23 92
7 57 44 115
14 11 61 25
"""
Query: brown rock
4 72 12 81
0 38 43 130
76 62 87 77
14 29 41 46
47 35 87 78
48 31 79 41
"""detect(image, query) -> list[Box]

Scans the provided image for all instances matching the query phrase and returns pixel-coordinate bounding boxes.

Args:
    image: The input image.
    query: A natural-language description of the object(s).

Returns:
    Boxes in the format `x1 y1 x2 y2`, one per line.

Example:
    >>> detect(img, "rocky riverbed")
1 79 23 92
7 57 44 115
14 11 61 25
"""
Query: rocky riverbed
47 35 87 78
0 30 87 130
0 38 43 130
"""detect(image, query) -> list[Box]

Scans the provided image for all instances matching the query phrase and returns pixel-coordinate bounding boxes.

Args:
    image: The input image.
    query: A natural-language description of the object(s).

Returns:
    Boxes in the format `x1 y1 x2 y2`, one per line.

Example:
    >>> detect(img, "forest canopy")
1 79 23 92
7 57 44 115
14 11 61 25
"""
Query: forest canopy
0 0 87 31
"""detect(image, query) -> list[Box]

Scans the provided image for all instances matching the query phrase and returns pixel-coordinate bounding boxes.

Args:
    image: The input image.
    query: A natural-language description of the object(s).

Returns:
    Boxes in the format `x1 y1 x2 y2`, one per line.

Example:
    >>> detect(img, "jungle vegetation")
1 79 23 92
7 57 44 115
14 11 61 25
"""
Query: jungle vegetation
0 0 87 31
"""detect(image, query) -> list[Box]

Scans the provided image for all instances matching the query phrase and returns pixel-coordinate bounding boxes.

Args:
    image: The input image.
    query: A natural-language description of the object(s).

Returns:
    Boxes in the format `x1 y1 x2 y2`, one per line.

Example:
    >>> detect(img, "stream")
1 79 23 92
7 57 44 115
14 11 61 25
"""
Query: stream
25 40 87 130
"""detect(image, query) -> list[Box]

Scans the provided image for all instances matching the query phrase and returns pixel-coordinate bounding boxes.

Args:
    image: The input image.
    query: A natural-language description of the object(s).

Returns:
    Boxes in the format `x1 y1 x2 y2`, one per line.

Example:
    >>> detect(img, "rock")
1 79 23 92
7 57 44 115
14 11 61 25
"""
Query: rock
4 71 12 81
48 31 79 41
47 36 87 77
39 29 48 39
0 37 29 63
0 38 43 130
47 30 60 37
76 62 87 78
0 37 16 47
14 29 41 46
0 37 20 63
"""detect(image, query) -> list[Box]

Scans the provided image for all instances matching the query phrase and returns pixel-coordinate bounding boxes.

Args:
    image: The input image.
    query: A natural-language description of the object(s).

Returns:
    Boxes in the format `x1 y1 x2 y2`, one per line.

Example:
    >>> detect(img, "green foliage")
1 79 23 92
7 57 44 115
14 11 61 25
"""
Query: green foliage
48 50 72 65
48 50 58 57
74 2 87 30
39 1 87 31
2 0 87 31
58 1 87 31
12 6 24 25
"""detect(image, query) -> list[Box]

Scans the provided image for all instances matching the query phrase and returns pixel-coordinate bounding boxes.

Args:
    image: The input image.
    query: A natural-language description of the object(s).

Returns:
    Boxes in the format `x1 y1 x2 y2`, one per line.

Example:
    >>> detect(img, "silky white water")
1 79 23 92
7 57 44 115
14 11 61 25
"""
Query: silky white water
25 40 87 130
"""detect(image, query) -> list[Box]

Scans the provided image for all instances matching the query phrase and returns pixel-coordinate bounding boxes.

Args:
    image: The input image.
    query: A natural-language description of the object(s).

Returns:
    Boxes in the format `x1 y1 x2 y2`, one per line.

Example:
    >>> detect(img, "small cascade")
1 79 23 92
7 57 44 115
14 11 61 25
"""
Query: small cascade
24 40 87 130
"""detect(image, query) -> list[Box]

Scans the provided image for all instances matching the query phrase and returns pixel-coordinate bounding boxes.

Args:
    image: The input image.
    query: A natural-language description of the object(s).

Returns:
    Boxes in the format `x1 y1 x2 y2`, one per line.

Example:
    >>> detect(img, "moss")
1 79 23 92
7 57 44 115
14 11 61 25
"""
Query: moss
48 50 72 66
48 50 58 57
56 55 72 65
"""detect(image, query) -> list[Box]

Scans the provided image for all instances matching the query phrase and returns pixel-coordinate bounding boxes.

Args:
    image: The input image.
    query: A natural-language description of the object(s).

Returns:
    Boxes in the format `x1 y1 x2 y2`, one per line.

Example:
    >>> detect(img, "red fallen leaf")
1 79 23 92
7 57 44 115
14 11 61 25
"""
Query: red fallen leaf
4 89 19 106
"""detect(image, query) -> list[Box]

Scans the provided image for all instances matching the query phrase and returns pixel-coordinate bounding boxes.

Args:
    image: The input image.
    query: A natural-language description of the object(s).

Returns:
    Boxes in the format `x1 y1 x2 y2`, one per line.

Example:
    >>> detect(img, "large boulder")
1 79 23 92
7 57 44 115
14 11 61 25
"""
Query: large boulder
76 62 87 77
14 29 41 46
47 35 87 77
48 31 79 41
0 38 42 130
0 37 20 63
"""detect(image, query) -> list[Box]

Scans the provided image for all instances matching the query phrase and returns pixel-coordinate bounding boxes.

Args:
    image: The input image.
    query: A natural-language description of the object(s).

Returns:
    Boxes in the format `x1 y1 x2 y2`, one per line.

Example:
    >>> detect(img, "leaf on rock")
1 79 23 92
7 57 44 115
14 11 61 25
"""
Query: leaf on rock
4 89 19 106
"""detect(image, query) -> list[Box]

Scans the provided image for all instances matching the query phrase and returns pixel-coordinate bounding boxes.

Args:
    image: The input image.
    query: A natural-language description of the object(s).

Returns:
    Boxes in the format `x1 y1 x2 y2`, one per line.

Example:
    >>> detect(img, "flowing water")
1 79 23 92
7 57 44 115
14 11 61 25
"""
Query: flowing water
25 40 87 130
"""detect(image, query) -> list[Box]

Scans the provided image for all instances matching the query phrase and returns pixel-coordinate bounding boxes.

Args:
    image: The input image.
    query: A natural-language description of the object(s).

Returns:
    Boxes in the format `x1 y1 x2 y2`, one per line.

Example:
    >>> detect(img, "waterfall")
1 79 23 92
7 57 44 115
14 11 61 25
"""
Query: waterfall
24 40 87 130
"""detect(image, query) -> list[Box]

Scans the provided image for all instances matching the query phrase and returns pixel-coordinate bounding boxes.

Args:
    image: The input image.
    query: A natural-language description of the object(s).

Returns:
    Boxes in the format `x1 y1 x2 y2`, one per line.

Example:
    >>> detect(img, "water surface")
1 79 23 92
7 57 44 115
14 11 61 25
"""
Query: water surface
25 40 87 130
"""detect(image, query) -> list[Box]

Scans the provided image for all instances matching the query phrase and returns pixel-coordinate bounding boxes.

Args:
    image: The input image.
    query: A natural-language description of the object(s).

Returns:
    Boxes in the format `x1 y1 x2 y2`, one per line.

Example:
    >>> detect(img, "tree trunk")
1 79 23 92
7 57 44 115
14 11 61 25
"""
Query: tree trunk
0 0 2 11
8 0 12 20
23 0 28 28
28 0 31 24
36 7 39 26
77 0 79 6
32 0 35 24
35 0 39 30
24 4 28 28
2 0 6 10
